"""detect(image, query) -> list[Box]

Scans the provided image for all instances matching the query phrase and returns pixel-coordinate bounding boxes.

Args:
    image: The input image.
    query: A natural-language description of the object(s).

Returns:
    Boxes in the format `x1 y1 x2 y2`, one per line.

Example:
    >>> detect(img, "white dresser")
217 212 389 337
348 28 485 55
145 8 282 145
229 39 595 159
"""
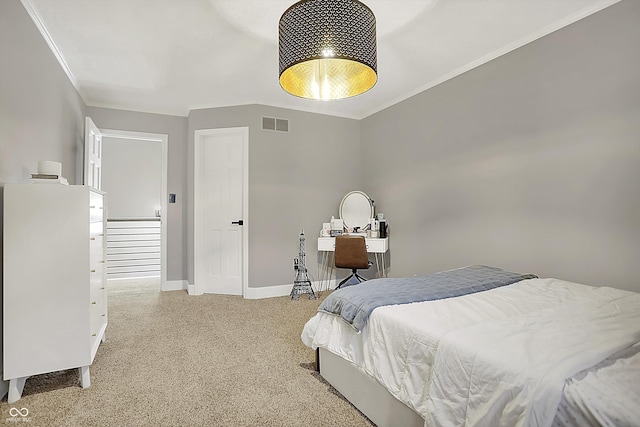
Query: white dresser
3 184 108 403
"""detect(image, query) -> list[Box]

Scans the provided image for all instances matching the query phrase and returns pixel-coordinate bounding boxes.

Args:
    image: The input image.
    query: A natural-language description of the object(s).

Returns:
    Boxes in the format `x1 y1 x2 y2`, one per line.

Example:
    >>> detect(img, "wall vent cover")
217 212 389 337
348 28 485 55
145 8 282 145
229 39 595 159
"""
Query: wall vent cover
262 117 289 132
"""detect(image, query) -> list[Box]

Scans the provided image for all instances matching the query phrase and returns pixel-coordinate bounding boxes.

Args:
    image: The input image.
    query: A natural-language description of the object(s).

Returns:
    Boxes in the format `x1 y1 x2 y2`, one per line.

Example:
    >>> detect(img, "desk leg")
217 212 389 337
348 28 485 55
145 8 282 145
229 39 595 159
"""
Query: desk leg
327 252 334 290
325 251 332 291
318 251 334 292
328 252 334 290
326 252 330 291
317 252 324 292
373 253 387 278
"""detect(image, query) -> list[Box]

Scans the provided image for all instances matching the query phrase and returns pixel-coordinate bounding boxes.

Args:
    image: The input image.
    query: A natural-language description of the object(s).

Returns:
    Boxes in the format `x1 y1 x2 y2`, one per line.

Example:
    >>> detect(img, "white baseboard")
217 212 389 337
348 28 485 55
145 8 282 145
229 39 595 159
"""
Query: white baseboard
184 280 335 299
162 279 187 292
244 280 335 299
244 283 293 299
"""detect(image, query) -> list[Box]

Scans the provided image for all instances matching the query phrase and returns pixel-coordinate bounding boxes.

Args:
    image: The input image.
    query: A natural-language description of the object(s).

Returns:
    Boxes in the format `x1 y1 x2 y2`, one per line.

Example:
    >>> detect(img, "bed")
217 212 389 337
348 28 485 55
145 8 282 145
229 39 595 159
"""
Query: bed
301 265 640 427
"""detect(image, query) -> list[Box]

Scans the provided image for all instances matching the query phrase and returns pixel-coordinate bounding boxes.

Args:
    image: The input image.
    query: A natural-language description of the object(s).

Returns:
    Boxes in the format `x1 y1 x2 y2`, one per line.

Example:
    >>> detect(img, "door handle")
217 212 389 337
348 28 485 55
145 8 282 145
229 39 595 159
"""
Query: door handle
231 220 244 226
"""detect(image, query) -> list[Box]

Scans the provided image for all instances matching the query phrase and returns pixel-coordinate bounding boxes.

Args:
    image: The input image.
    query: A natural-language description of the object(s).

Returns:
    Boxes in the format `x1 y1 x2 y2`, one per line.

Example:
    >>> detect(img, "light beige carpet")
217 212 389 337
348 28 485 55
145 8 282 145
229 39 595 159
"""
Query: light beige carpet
1 278 373 426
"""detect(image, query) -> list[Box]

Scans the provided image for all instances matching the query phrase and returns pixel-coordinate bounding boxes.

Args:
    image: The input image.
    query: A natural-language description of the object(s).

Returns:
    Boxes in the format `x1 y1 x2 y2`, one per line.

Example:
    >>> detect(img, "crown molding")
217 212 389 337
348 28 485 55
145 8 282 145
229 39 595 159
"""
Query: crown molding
20 0 83 99
360 0 622 119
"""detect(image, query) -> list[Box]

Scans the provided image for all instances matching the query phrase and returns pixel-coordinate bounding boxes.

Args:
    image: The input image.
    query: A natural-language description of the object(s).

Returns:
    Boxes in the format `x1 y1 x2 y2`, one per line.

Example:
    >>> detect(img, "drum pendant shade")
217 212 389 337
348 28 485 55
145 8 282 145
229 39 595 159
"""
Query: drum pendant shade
279 0 377 100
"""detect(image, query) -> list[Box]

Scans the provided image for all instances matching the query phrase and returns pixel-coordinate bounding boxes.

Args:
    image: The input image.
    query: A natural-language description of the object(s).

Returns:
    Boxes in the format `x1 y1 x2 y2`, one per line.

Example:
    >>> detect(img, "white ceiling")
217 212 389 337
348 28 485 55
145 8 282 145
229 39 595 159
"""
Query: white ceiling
24 0 619 119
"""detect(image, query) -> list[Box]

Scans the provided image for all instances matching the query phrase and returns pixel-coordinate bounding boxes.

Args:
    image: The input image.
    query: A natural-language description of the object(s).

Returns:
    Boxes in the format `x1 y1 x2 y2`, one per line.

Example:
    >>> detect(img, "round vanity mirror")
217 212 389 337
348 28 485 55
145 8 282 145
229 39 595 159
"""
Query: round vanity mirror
339 191 374 230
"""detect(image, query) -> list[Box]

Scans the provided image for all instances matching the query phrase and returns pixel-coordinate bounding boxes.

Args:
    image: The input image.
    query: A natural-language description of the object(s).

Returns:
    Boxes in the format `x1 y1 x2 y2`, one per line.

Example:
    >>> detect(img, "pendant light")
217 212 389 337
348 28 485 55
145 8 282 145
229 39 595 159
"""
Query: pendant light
279 0 377 100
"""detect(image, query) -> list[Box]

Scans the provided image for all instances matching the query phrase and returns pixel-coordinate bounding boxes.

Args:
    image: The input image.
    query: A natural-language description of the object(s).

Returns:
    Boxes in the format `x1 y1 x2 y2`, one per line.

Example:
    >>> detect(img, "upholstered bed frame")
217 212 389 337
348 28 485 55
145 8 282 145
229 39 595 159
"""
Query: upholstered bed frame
317 348 423 427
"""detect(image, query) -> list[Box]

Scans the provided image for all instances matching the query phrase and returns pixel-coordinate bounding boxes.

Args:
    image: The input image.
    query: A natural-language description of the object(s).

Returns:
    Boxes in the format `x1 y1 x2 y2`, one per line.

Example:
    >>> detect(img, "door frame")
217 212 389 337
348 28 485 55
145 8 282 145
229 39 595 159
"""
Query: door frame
84 117 103 190
193 127 249 297
99 129 169 291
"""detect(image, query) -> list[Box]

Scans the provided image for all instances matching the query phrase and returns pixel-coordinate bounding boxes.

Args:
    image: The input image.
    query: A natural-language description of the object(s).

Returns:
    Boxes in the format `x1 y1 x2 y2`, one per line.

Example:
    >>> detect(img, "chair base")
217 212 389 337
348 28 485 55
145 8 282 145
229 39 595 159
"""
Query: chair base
336 272 367 289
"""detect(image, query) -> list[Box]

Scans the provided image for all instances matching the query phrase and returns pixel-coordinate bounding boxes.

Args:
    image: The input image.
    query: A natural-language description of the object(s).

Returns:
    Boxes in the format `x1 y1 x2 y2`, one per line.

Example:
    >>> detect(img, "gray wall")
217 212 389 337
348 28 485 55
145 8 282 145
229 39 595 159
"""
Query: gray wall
87 104 362 289
0 0 86 186
188 105 362 288
86 107 188 282
4 0 638 294
0 0 87 381
362 0 640 292
102 136 162 218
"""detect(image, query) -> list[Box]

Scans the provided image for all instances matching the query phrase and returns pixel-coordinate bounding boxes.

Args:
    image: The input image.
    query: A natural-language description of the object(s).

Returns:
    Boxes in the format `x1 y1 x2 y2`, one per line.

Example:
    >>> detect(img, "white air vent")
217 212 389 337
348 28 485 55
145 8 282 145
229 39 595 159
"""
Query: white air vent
262 116 289 133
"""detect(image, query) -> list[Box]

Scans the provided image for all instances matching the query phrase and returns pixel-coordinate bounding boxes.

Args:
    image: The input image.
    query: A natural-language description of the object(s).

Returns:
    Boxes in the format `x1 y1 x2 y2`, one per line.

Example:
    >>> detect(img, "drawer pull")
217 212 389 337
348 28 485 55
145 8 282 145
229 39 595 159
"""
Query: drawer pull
101 287 105 290
100 260 105 263
91 269 96 273
102 314 106 317
90 237 96 241
92 333 97 337
91 301 97 305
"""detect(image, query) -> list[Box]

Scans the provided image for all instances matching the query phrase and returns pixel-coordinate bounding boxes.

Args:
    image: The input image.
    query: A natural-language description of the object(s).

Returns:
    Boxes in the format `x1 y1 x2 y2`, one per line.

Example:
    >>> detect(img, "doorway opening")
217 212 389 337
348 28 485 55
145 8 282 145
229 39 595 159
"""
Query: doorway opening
100 129 168 291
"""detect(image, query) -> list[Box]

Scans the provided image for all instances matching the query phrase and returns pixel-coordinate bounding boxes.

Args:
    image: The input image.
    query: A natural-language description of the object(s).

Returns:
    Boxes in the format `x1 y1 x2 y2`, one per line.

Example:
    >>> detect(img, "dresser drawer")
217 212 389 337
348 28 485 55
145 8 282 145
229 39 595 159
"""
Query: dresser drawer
90 250 105 264
90 235 105 255
91 308 107 337
365 238 388 253
90 284 105 305
90 288 107 336
318 237 335 251
89 193 104 220
90 308 107 347
90 214 104 229
89 282 107 302
90 257 106 279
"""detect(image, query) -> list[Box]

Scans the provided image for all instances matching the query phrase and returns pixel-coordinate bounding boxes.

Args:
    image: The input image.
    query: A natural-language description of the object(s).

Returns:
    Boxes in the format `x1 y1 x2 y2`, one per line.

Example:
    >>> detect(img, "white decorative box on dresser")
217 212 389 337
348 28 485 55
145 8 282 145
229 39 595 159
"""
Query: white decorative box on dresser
3 184 108 403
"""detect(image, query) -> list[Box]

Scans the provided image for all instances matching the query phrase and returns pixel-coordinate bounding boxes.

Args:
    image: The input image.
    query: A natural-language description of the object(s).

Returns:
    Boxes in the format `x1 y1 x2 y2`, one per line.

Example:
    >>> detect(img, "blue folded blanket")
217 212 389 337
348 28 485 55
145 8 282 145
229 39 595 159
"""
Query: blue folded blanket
318 265 537 332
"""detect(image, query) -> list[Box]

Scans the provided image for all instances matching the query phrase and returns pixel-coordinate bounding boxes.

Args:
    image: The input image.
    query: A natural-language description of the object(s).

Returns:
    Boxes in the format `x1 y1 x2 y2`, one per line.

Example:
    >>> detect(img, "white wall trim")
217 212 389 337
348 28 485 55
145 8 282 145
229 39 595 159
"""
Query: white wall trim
244 280 333 300
244 284 293 300
162 280 187 292
99 129 169 292
20 0 81 97
242 129 250 297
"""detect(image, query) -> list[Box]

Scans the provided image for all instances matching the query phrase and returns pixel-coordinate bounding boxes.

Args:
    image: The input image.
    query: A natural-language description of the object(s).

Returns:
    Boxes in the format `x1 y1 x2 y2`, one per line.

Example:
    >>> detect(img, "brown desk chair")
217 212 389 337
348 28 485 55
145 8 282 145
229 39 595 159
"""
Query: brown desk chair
335 235 371 289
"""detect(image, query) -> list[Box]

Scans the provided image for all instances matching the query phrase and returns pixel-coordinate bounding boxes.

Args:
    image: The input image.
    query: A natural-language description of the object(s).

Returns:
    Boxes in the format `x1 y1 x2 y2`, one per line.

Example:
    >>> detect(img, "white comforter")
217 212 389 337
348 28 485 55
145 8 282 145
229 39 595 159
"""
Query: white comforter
301 278 640 427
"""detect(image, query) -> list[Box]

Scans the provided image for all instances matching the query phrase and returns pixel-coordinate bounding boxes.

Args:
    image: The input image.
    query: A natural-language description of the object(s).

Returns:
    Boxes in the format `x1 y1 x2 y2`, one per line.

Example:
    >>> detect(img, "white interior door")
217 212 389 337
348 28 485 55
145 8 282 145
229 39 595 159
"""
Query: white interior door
84 117 103 189
194 128 248 296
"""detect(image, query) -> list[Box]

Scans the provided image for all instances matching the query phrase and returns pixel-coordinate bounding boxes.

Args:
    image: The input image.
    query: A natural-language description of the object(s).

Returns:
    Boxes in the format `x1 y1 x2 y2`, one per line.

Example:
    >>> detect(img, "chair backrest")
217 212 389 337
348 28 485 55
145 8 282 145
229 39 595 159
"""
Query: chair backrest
335 236 369 269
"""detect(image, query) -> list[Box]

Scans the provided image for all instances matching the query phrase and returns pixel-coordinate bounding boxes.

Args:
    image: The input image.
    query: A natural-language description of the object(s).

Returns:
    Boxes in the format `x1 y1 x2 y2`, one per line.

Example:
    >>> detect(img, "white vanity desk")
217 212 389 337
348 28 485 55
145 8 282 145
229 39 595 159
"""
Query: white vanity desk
318 236 389 289
317 191 389 290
